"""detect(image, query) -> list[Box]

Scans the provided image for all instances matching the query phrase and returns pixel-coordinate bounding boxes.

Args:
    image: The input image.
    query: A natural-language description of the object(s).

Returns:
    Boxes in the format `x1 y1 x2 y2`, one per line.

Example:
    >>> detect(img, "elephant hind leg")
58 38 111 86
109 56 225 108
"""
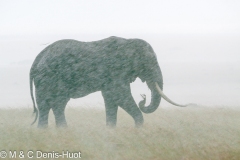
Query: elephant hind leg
51 97 70 127
36 98 51 128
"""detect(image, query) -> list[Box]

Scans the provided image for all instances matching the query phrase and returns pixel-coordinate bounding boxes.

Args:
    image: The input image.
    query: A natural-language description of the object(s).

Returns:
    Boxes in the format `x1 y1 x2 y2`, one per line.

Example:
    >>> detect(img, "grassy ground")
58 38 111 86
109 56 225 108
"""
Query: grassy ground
0 106 240 160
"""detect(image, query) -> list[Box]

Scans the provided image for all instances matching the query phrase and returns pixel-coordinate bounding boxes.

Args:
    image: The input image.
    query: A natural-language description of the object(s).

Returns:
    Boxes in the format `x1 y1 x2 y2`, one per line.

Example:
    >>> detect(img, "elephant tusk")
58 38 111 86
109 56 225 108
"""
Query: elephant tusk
155 82 187 107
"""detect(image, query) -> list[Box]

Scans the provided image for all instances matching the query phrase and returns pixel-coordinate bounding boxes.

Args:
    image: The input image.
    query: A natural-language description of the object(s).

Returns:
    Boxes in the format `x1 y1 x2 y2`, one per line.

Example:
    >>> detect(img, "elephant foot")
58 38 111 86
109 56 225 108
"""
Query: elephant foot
37 119 49 129
107 122 116 129
135 123 143 128
134 117 144 128
106 125 116 129
56 123 68 128
37 124 48 129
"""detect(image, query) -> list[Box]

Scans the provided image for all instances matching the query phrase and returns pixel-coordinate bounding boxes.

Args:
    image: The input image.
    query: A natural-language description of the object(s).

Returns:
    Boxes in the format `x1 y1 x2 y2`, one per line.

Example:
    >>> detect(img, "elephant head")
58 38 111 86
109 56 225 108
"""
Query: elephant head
134 40 186 114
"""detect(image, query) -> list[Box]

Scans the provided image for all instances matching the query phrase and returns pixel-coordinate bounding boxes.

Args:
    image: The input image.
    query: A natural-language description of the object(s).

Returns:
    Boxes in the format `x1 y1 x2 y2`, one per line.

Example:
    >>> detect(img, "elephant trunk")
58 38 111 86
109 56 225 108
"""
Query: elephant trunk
138 80 187 113
138 80 162 114
138 56 188 113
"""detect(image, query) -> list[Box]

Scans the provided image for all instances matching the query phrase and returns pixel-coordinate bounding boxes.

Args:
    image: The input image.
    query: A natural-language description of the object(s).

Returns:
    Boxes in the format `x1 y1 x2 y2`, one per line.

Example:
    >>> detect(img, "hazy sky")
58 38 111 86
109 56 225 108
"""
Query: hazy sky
0 1 240 107
1 0 240 35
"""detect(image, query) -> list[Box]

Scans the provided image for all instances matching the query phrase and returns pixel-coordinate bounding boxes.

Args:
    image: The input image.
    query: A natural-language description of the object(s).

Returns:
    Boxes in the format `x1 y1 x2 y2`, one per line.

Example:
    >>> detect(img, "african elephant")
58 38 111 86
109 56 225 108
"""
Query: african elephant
30 36 186 128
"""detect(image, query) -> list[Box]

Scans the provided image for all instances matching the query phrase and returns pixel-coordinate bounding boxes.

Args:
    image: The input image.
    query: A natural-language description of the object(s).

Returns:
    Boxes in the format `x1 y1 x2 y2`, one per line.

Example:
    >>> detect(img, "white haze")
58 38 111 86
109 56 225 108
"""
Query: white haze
0 0 240 109
0 34 239 109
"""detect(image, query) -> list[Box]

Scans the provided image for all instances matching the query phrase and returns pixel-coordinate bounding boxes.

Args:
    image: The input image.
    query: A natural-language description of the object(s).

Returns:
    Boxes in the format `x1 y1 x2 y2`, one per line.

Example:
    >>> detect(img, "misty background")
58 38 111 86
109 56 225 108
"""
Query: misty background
0 0 240 108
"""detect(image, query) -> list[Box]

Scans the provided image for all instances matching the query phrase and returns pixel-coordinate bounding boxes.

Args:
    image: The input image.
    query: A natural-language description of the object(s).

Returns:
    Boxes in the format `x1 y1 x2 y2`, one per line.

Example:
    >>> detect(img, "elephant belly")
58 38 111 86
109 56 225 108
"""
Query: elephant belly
67 77 104 99
69 85 100 99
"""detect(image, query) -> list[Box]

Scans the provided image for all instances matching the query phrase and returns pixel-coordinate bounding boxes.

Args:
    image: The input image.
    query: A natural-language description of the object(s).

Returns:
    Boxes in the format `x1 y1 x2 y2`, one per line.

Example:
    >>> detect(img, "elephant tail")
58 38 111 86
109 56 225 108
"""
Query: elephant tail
30 68 38 125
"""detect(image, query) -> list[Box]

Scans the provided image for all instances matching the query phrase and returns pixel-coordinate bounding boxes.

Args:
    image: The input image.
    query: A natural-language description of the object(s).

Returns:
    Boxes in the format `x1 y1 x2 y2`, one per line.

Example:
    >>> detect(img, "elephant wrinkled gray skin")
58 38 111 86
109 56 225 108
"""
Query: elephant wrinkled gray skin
30 36 186 128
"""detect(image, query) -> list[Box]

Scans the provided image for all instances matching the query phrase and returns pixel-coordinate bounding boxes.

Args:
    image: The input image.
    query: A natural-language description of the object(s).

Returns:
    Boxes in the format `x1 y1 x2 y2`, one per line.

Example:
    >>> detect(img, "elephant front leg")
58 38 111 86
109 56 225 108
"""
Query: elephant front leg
102 91 118 128
105 104 118 127
118 93 144 127
117 84 144 127
102 83 144 127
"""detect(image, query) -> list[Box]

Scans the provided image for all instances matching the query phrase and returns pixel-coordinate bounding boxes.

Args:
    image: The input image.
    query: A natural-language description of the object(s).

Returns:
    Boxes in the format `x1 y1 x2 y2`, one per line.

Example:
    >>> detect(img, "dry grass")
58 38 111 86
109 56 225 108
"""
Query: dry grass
0 106 240 160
